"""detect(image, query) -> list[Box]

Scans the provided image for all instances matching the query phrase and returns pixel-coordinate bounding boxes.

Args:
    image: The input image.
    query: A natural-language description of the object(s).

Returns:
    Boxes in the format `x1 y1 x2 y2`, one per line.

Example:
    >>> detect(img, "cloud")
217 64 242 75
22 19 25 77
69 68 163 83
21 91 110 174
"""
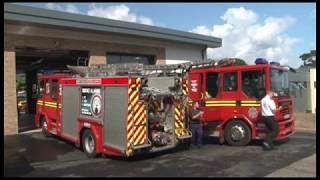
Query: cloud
191 7 300 67
87 3 154 25
45 3 79 14
44 3 154 26
221 7 258 26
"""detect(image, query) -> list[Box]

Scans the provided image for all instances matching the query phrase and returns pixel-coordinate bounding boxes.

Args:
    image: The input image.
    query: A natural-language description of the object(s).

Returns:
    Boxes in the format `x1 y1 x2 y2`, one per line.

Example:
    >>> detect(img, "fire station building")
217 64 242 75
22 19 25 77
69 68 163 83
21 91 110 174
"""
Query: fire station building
4 4 222 135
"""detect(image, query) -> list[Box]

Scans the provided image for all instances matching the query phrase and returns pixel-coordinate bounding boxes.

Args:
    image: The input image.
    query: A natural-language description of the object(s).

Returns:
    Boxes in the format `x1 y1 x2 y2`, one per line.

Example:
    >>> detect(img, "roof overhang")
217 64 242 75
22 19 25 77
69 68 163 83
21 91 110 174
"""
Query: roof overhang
4 3 222 48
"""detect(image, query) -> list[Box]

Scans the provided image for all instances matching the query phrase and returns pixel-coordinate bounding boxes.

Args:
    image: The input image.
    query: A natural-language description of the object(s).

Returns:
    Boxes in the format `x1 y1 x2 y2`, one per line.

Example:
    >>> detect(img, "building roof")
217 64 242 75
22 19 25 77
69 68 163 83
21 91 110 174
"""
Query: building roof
4 3 222 48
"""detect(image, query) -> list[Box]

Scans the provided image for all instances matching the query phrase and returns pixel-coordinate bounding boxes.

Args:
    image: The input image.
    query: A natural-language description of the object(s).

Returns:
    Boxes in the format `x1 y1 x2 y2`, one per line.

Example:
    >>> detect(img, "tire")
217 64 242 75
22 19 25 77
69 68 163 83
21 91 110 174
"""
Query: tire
224 120 251 146
41 117 51 137
82 129 98 158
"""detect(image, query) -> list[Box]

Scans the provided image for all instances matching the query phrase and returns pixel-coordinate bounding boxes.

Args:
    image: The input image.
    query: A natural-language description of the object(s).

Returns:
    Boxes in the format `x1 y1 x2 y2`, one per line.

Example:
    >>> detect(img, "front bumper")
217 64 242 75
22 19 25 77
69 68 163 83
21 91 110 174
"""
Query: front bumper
275 116 295 140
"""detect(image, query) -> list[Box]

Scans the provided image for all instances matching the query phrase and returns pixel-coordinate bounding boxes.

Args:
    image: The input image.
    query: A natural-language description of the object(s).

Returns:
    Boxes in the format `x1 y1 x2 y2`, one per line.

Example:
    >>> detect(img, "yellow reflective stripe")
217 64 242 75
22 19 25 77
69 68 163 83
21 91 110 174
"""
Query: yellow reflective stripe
45 101 57 105
206 104 236 106
45 104 57 108
37 100 44 105
241 100 260 103
206 100 236 103
241 104 261 107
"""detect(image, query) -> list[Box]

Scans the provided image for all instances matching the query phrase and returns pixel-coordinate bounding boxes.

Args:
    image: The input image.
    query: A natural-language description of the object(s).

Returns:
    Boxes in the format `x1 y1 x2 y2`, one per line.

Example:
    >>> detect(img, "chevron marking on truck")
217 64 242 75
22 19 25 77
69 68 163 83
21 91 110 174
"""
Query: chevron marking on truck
127 78 147 149
133 102 147 145
182 79 188 96
175 104 185 136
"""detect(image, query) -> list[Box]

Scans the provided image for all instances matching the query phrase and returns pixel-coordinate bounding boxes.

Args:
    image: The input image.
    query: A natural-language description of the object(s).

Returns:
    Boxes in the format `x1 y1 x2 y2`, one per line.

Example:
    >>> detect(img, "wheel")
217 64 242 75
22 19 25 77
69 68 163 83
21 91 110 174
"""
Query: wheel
41 117 51 137
224 120 251 146
82 129 98 158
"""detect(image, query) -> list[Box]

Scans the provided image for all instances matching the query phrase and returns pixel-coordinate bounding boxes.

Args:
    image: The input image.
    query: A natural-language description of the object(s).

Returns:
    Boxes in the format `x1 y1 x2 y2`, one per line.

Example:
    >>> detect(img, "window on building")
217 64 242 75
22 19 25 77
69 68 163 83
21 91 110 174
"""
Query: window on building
241 70 266 98
50 79 58 100
224 72 237 91
107 53 155 65
206 72 219 98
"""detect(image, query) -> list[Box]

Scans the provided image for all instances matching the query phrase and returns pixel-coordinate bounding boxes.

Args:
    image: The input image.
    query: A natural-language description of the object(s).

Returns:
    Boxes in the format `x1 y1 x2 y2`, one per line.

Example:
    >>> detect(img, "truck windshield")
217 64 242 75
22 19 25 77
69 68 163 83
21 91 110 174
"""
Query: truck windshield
270 68 289 96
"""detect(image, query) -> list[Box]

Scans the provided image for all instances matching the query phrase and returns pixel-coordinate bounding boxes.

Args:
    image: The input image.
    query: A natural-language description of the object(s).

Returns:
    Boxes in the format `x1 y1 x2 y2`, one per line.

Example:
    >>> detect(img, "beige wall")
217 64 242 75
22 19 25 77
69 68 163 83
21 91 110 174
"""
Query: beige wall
5 34 166 65
5 23 205 63
4 49 18 135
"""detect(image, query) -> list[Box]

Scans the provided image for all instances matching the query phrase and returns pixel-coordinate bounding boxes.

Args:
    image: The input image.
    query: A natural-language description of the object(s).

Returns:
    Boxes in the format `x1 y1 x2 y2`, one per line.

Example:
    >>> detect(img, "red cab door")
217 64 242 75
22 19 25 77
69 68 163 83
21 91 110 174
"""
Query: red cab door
202 71 221 121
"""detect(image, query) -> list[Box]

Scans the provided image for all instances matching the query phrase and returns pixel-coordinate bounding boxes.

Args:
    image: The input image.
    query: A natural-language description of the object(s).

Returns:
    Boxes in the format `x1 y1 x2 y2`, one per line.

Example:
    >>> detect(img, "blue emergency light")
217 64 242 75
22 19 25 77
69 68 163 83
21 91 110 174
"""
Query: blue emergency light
255 58 268 64
270 61 280 66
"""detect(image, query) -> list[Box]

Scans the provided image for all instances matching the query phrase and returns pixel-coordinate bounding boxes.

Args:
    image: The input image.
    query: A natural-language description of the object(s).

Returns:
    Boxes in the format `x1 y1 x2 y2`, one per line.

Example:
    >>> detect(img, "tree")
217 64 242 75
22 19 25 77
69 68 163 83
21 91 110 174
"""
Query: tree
300 50 316 67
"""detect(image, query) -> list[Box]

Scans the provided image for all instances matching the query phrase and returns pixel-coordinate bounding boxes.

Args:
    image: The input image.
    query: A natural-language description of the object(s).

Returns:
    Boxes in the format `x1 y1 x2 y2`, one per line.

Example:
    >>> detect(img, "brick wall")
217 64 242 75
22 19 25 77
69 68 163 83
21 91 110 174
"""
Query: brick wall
4 50 18 135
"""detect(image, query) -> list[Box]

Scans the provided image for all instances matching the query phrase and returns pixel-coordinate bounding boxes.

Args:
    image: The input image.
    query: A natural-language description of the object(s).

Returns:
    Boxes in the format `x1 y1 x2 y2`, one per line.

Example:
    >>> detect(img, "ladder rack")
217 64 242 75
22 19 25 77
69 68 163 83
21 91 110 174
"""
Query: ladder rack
66 59 236 77
67 63 190 77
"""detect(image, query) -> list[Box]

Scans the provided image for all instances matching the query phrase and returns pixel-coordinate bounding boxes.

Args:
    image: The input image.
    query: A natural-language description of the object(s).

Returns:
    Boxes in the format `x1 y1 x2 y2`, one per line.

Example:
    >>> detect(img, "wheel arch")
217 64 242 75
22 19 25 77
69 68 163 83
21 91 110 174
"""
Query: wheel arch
221 115 257 139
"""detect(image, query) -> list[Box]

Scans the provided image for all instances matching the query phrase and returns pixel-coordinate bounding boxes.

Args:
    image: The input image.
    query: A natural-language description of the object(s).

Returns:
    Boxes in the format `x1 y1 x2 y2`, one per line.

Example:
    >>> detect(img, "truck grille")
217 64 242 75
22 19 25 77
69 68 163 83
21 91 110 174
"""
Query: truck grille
279 101 290 107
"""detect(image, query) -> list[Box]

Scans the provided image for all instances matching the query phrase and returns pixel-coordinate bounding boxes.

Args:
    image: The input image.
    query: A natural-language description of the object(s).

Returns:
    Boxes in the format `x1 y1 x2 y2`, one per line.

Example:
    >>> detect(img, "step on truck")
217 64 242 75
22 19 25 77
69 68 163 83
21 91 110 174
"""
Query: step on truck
35 64 191 157
187 58 296 146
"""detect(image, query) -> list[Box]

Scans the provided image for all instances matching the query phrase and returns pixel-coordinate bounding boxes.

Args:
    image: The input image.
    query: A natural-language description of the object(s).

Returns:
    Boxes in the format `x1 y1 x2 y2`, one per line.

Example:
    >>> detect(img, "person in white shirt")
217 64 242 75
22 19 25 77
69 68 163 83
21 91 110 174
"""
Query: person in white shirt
260 90 283 150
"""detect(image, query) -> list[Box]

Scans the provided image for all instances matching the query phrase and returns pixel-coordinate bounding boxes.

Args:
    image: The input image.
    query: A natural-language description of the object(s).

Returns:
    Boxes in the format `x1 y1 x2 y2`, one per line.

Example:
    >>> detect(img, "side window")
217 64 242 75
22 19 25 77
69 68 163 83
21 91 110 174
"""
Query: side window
45 81 50 94
224 72 237 91
38 80 44 98
206 72 219 98
241 70 266 99
50 79 58 100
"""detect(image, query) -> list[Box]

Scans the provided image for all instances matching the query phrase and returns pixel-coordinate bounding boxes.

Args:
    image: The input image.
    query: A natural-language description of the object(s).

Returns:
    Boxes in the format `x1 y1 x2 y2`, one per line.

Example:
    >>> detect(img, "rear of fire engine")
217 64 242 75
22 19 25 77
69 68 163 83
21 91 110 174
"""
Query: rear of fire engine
187 59 295 146
35 64 191 158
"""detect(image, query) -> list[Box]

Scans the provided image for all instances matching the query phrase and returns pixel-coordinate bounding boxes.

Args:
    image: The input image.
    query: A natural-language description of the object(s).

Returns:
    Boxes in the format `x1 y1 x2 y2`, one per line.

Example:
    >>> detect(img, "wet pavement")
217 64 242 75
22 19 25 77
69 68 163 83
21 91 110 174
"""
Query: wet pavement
4 130 316 177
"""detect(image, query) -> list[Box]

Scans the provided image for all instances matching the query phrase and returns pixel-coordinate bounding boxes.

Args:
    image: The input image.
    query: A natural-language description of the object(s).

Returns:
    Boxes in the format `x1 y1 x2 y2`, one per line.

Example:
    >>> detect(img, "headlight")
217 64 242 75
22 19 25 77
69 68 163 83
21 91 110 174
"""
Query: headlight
283 114 290 119
273 93 278 97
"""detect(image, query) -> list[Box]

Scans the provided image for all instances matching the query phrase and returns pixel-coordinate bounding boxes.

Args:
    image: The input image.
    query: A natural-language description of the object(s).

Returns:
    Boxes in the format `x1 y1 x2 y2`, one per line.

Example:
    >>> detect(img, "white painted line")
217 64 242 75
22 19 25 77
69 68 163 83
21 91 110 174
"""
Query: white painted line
19 129 42 134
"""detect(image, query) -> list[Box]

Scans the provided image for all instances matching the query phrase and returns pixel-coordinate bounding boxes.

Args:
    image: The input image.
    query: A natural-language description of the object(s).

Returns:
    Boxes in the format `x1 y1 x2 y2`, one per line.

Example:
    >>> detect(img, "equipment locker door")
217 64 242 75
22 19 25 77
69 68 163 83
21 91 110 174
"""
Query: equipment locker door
103 85 128 151
61 86 79 139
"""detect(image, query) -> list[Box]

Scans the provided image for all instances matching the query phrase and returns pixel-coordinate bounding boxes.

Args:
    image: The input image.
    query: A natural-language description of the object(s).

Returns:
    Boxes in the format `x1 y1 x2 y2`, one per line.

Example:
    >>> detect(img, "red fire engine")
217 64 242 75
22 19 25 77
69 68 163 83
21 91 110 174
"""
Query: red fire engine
35 64 191 158
186 58 295 146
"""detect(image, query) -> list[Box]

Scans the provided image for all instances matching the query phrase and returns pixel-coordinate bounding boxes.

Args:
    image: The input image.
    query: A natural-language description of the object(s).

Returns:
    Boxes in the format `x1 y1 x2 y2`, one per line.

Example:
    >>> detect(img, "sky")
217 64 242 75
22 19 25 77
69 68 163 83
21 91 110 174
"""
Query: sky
16 3 316 68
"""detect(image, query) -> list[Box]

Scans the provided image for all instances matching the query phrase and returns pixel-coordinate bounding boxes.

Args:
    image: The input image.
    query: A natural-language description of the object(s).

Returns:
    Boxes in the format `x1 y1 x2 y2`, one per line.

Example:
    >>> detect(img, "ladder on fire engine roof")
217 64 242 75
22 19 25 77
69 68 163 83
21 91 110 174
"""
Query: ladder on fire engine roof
67 63 190 77
66 59 236 77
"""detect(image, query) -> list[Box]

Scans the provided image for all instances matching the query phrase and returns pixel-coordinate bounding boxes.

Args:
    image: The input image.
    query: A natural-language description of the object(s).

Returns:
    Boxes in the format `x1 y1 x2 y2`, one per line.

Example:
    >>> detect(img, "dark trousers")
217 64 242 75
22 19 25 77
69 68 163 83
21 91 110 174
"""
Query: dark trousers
263 116 279 146
190 123 203 146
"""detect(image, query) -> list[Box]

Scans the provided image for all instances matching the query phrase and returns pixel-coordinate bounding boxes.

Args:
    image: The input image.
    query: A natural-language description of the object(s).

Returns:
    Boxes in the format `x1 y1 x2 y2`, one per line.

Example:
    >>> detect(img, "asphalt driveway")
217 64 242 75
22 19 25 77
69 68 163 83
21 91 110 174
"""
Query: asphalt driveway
4 130 316 177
